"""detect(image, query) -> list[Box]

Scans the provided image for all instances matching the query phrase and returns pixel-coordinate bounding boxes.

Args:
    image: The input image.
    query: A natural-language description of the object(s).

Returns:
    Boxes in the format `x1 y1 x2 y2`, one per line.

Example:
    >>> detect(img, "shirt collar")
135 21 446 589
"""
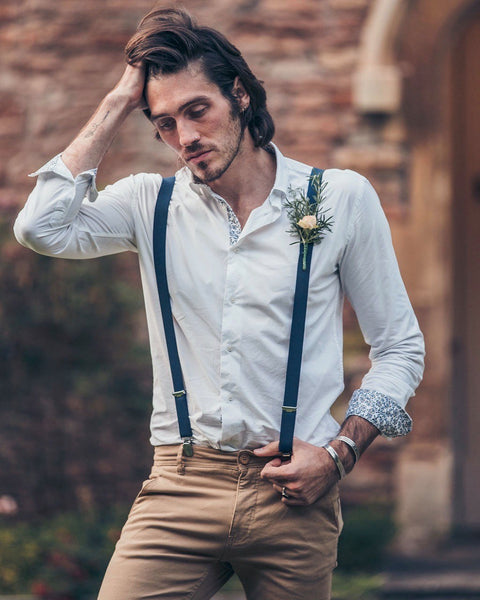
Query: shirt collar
177 143 290 207
174 167 210 198
268 143 290 208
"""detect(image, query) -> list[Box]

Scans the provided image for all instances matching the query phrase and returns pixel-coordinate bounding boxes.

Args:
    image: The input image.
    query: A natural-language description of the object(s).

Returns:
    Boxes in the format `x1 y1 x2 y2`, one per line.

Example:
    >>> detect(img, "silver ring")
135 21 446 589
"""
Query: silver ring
281 486 290 498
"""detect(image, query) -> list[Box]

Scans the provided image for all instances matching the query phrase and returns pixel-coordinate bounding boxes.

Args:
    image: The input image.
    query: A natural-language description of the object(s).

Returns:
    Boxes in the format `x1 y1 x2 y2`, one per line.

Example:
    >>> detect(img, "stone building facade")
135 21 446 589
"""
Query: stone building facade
1 0 479 551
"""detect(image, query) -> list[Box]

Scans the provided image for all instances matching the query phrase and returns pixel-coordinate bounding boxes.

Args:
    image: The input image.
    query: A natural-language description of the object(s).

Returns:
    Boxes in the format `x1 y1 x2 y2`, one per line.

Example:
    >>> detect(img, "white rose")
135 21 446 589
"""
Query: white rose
297 215 317 229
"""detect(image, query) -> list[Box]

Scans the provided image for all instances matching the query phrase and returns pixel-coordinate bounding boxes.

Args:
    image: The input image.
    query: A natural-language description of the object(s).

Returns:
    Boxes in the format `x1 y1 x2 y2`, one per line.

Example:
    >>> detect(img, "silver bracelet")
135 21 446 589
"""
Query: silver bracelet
323 443 346 480
335 435 360 465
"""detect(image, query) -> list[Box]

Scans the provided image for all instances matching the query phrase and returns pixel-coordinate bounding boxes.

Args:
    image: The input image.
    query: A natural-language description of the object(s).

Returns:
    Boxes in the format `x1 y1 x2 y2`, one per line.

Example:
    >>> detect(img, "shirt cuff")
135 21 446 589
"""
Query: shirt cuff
345 388 412 438
28 154 99 203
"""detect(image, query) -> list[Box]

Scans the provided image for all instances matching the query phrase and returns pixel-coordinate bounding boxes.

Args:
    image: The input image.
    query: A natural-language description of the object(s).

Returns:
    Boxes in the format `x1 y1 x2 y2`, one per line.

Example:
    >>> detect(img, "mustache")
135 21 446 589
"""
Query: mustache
185 141 202 154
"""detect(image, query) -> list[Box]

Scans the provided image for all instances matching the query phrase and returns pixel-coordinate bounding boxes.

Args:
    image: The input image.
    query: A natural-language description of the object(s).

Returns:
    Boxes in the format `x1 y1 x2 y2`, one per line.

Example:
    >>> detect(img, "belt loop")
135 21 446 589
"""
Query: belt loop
176 443 186 475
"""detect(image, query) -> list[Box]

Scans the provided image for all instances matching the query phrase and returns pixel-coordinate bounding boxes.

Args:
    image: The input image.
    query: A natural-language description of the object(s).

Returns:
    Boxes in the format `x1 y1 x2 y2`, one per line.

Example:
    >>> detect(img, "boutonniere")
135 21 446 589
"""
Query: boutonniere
284 172 334 270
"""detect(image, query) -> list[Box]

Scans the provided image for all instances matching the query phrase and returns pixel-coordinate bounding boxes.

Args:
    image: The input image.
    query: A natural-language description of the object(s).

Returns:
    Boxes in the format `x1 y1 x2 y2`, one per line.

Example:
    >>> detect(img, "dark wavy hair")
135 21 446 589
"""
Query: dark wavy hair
125 7 275 147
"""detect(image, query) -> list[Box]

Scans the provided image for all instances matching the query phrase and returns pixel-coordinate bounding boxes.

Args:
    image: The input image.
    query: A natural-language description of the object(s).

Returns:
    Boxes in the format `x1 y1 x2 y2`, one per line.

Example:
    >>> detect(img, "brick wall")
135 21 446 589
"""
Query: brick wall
0 0 376 204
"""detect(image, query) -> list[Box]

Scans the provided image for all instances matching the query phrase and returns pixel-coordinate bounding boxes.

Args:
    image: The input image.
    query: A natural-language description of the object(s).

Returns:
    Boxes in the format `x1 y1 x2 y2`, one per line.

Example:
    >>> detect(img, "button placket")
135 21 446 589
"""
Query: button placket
219 240 243 441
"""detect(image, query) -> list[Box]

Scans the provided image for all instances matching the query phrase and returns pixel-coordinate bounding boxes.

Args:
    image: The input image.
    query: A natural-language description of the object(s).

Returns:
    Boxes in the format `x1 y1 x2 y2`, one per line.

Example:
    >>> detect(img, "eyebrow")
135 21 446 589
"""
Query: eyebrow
150 96 211 121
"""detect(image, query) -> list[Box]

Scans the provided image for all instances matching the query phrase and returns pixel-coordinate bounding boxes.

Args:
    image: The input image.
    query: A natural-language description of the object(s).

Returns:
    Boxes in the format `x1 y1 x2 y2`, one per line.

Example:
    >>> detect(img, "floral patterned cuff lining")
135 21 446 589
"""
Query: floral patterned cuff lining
28 154 63 176
29 154 99 202
345 389 412 438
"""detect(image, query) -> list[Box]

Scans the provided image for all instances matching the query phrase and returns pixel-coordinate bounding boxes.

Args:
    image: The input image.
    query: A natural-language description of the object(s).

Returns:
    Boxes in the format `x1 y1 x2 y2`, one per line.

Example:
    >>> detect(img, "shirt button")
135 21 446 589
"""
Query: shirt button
232 247 240 254
231 298 236 304
226 345 233 352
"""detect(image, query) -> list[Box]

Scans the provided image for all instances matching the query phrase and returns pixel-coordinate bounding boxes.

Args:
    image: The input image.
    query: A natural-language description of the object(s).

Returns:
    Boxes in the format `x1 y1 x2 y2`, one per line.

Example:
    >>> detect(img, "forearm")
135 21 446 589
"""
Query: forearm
62 92 132 177
62 63 146 177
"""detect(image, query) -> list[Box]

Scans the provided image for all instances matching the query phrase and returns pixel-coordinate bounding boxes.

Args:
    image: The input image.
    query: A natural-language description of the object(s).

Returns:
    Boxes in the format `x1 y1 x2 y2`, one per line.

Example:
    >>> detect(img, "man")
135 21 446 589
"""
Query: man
14 7 424 600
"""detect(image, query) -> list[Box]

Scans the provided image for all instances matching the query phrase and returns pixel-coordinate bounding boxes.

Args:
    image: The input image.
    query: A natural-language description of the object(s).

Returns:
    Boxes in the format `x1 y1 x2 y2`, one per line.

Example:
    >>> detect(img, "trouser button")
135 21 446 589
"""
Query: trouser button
238 451 250 465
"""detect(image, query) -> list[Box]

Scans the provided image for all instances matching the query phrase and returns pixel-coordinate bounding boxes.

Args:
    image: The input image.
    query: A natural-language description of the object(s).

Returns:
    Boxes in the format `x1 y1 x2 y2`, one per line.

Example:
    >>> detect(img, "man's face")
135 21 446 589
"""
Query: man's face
146 63 247 184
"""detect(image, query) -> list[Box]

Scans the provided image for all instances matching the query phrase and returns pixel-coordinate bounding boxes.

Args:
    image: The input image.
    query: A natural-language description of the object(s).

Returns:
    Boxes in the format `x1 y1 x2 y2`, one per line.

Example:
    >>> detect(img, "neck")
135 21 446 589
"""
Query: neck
206 137 277 225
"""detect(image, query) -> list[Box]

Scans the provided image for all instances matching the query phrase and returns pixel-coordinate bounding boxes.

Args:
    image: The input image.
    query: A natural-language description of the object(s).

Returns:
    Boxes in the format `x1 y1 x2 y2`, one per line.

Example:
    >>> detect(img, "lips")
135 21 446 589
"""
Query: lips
186 150 212 164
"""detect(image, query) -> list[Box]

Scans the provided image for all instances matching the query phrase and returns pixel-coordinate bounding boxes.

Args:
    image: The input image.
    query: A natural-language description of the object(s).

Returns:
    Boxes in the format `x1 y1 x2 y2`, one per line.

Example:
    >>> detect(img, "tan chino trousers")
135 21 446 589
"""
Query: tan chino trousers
98 444 343 600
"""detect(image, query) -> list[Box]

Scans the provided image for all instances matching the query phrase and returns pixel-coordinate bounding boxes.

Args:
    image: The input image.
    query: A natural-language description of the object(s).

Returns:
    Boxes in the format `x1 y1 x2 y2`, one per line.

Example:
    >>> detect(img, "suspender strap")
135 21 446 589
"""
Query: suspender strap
152 176 193 446
278 167 324 456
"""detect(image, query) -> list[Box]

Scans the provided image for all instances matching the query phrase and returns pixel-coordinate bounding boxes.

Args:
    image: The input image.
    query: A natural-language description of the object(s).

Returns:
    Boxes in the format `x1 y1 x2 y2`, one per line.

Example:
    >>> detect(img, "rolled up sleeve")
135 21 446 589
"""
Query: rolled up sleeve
339 177 425 436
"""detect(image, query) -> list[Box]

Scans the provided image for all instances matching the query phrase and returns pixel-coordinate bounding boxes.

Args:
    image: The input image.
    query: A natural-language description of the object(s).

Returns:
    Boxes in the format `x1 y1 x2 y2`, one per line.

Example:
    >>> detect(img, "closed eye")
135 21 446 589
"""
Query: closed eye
187 105 208 119
157 118 176 131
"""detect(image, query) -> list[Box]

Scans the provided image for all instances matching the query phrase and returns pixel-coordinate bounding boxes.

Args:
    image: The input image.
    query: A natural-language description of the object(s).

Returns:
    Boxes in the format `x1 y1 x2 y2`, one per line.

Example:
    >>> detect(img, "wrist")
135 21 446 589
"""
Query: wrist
104 89 139 115
108 63 146 113
322 443 346 480
328 439 355 474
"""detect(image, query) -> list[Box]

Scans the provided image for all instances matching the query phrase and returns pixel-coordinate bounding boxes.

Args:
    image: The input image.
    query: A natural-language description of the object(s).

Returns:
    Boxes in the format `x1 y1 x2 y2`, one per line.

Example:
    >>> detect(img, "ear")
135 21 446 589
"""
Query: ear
232 77 250 111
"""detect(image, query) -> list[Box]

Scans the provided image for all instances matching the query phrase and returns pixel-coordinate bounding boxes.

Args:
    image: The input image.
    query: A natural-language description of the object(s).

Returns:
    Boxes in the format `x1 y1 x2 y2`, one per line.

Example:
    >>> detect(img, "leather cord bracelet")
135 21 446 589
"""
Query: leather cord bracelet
335 435 360 465
323 443 346 480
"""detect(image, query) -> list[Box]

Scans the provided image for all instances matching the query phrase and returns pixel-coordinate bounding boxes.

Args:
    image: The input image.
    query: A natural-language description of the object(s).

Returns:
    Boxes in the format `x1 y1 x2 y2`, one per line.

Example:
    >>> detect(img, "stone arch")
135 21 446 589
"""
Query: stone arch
352 0 480 549
353 0 406 114
353 0 480 119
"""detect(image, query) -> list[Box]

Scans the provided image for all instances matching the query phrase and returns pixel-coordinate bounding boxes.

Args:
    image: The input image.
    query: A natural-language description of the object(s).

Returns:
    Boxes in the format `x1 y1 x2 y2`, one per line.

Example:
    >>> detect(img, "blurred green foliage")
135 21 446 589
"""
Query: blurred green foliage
0 507 128 598
337 503 396 571
0 219 152 516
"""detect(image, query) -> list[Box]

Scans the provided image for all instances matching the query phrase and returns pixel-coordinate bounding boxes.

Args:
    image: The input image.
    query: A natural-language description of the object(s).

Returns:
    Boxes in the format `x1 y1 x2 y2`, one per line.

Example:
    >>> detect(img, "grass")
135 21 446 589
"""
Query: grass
219 572 383 598
332 572 384 599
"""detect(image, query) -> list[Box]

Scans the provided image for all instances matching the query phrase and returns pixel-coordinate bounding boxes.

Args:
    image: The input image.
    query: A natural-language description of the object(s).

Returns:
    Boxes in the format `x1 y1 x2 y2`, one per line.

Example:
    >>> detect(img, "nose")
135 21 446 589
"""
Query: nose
177 119 200 148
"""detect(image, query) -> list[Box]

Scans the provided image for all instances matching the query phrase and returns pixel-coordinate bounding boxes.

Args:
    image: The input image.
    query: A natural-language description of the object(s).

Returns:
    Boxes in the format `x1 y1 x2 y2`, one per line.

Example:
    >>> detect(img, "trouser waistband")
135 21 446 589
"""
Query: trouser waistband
153 444 272 471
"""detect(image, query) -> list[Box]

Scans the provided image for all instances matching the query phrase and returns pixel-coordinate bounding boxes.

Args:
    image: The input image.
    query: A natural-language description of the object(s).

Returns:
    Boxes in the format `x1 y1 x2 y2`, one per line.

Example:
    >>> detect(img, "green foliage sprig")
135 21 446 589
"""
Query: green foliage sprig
284 173 334 269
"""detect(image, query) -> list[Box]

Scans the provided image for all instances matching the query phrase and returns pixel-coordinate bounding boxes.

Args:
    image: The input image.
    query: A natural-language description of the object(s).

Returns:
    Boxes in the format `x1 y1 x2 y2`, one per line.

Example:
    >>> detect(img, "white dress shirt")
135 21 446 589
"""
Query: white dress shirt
14 145 424 451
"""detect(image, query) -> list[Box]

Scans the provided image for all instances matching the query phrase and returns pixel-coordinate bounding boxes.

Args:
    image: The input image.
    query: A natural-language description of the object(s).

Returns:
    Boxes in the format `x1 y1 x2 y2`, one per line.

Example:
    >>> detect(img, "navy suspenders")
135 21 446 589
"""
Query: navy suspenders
278 167 322 455
152 176 194 456
152 167 323 457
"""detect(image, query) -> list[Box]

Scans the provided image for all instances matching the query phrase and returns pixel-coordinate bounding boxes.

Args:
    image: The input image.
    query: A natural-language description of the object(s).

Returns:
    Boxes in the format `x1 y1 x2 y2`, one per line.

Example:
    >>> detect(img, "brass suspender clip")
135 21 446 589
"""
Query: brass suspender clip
280 406 295 459
182 437 194 457
172 390 193 456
